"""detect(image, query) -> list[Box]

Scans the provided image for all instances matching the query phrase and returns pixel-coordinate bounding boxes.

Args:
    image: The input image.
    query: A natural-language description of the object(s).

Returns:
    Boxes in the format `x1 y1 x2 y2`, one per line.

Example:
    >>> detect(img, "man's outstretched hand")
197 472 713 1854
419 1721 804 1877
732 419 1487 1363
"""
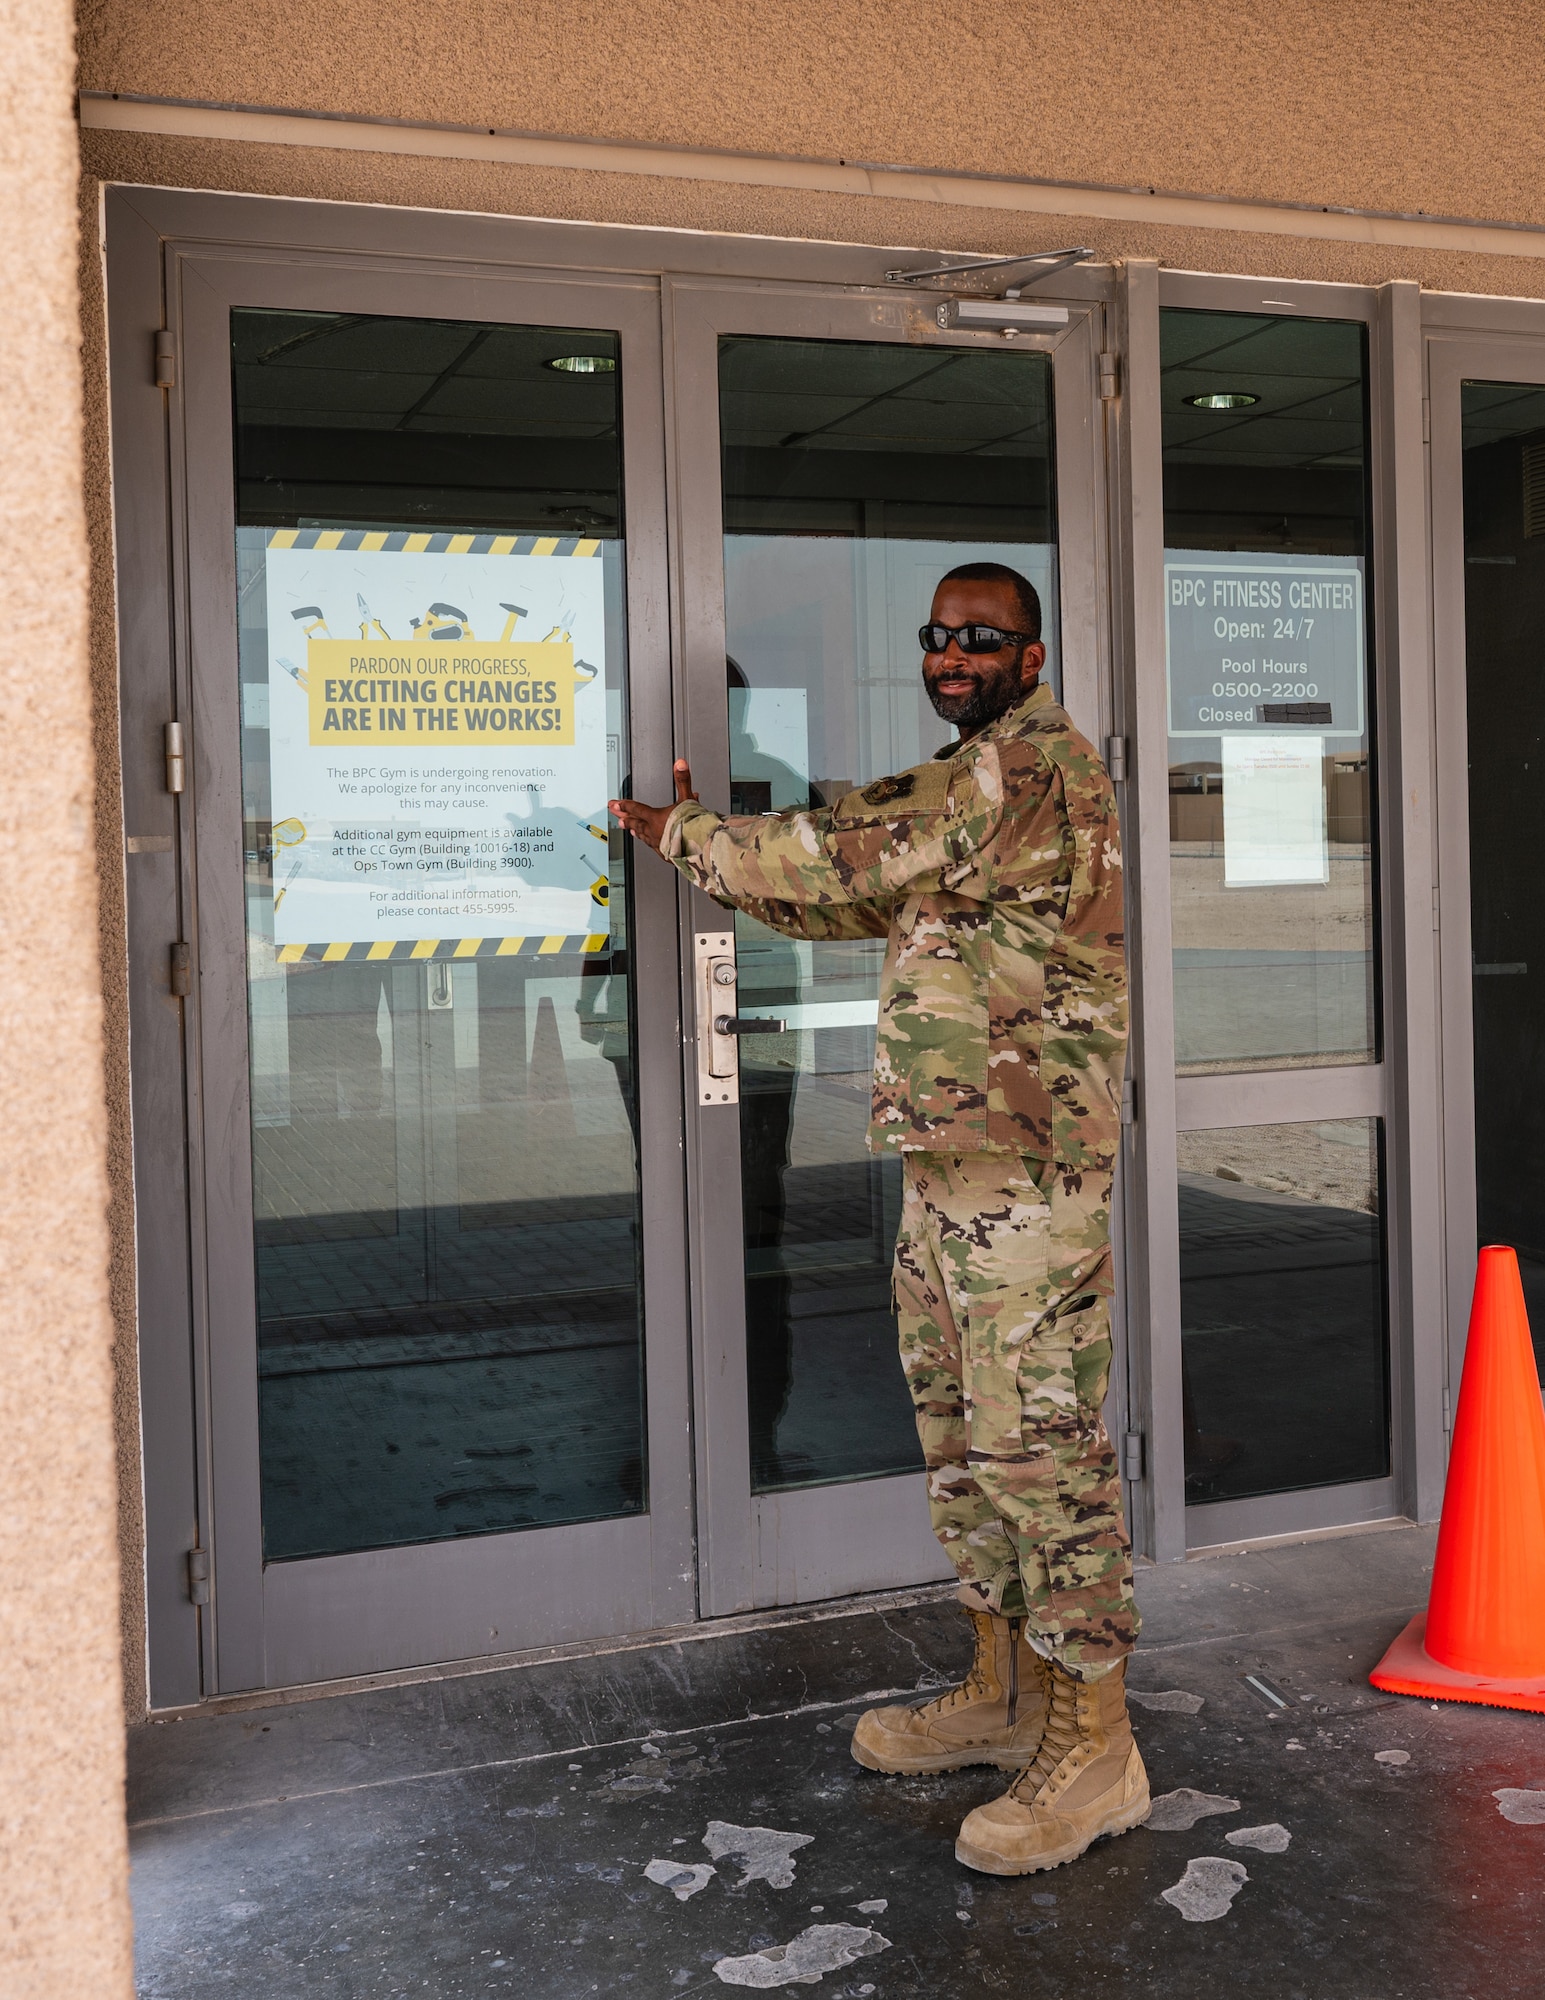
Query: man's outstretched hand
608 759 697 854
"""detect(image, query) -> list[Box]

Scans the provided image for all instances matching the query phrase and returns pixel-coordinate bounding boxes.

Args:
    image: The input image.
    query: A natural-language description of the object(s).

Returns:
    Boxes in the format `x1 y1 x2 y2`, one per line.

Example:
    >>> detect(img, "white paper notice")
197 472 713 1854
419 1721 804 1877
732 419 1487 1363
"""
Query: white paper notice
1221 734 1328 887
258 534 611 950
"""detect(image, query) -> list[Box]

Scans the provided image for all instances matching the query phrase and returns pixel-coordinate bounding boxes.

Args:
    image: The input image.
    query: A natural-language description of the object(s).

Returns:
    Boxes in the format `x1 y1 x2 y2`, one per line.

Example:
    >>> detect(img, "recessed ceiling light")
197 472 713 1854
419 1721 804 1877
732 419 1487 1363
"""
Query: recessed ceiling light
1185 391 1259 410
545 354 617 374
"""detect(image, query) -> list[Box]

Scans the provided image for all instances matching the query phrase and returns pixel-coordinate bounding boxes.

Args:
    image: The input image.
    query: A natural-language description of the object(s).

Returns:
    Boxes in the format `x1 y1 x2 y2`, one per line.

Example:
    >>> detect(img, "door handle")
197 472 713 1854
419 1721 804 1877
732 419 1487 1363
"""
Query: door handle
694 931 739 1103
713 1015 787 1035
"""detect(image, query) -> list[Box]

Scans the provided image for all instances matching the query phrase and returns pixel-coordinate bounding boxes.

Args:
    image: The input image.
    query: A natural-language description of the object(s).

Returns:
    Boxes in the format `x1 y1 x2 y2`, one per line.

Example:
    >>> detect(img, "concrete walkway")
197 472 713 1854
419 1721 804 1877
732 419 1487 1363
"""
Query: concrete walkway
128 1523 1545 1997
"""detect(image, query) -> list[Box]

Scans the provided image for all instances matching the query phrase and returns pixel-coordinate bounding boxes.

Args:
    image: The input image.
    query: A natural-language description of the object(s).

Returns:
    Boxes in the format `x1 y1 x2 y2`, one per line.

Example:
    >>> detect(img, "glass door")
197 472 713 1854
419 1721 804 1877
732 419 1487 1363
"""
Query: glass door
670 279 1112 1611
1429 336 1545 1390
172 253 690 1690
1152 291 1394 1545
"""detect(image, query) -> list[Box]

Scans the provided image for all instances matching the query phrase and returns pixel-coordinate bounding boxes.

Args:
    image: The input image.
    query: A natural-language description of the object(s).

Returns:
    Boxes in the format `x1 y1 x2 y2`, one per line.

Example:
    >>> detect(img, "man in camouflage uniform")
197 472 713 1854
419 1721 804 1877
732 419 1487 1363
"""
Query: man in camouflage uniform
610 563 1147 1874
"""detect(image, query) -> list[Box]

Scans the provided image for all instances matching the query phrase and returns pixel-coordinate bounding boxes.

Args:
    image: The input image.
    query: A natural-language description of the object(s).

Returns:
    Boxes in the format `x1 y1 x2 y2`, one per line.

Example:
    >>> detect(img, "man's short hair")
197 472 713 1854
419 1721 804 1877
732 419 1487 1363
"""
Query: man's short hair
938 562 1042 643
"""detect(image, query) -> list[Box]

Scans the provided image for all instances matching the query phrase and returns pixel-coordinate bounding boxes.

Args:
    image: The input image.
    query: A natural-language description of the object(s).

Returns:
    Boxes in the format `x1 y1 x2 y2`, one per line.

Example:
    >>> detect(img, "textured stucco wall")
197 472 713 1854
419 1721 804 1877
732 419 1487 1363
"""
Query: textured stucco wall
71 0 1545 230
0 0 134 1992
78 171 147 1725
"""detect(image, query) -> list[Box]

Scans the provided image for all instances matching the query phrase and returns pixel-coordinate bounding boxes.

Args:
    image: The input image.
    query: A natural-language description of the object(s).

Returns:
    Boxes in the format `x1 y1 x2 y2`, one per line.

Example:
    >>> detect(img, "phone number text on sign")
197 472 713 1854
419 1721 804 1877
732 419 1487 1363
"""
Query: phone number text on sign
1164 558 1365 737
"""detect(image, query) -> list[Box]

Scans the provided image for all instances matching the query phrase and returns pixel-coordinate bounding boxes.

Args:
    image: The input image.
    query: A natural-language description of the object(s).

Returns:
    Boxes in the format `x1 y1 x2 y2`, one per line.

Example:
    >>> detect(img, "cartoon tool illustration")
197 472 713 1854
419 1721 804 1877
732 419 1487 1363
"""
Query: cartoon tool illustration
498 602 528 641
576 856 610 910
357 593 392 641
273 857 304 912
412 602 474 640
275 654 309 690
537 621 598 688
578 819 612 907
291 605 330 640
271 817 307 911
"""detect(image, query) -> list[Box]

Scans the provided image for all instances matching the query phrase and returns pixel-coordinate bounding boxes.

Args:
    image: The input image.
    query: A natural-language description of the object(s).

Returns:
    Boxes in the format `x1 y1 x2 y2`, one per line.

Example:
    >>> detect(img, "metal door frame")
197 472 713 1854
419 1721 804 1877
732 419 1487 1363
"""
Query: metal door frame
109 186 1124 1701
1115 264 1437 1556
664 271 1119 1614
1424 300 1545 1420
108 189 696 1698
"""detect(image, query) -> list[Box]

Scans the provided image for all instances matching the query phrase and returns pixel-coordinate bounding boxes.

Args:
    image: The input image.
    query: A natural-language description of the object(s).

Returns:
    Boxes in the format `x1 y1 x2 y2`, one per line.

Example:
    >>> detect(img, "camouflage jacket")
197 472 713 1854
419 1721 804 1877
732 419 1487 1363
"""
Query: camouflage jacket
661 680 1127 1168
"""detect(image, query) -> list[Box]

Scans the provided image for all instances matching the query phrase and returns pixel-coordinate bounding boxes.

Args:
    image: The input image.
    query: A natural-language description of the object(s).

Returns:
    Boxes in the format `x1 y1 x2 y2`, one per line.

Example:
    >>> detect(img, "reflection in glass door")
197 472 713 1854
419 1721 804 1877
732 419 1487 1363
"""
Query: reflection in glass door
1458 376 1545 1380
1159 307 1390 1512
715 335 1060 1493
231 313 646 1559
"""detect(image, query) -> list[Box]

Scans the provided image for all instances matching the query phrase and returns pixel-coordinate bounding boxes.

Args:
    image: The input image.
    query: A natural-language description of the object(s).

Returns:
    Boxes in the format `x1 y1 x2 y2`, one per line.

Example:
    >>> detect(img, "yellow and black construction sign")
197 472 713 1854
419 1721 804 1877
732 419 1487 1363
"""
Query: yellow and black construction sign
306 639 576 747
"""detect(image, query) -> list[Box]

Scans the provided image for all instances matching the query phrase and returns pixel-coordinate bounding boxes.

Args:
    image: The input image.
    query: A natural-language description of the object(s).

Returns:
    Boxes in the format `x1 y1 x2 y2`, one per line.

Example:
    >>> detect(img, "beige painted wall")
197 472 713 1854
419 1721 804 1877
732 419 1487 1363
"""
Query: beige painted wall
70 0 1545 231
0 0 134 1991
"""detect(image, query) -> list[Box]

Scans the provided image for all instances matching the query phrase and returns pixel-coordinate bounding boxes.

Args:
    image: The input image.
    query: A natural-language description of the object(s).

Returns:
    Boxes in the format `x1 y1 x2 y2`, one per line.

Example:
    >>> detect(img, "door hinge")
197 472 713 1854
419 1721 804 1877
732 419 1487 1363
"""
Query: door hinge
170 941 192 997
164 720 185 793
1121 1076 1138 1127
1098 351 1120 400
186 1548 210 1605
1105 734 1128 784
1421 397 1431 443
1122 1431 1146 1481
1442 1384 1452 1433
154 328 176 390
1432 885 1440 933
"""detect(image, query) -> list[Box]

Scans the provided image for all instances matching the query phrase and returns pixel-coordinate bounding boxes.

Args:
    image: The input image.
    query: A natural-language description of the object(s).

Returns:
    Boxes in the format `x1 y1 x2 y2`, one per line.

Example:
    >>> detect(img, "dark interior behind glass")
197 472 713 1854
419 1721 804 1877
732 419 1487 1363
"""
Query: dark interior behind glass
234 311 644 1559
1460 378 1545 1381
717 335 1058 1492
1162 311 1389 1504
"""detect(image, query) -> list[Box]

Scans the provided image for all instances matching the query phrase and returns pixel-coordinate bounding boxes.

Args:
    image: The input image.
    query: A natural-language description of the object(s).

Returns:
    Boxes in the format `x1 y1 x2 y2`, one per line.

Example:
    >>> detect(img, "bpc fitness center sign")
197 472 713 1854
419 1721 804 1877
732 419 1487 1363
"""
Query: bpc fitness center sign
1164 556 1366 739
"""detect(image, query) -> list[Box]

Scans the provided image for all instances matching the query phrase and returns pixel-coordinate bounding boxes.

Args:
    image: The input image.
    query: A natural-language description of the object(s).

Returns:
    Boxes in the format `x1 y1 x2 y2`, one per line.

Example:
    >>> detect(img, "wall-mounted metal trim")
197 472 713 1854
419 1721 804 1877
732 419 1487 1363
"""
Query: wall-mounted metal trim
79 91 1545 268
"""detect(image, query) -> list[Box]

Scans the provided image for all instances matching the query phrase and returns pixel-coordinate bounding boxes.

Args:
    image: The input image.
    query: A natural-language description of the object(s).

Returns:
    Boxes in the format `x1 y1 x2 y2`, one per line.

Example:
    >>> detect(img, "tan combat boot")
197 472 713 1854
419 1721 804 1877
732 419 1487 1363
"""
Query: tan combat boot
851 1604 1048 1774
953 1656 1150 1873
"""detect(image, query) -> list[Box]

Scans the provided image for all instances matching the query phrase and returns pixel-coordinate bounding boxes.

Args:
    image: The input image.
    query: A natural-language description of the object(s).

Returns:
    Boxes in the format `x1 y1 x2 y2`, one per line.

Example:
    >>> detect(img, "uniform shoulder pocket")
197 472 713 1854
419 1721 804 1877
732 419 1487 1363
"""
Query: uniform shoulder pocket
831 759 956 828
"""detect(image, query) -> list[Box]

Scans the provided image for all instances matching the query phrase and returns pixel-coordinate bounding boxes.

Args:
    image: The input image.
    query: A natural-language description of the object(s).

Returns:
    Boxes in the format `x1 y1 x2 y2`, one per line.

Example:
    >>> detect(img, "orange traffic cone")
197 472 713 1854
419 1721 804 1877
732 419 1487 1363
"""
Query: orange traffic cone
1370 1245 1545 1712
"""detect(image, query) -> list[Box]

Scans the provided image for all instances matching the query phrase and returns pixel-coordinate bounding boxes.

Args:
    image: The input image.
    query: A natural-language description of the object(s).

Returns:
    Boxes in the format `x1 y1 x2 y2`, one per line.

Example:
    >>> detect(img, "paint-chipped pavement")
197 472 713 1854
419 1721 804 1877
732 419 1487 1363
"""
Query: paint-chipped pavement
129 1525 1545 1997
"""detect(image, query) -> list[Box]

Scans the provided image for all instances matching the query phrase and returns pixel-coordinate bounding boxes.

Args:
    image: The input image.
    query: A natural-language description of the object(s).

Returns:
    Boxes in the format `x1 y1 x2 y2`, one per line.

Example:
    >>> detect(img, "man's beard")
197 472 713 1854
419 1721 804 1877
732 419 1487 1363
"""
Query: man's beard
924 656 1029 730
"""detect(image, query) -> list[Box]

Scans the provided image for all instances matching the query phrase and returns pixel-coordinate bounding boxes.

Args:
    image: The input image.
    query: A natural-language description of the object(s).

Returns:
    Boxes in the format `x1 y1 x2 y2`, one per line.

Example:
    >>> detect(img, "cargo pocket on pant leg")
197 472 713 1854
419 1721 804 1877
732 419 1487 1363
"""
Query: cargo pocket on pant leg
974 1320 1134 1652
963 1324 1078 1636
1032 1309 1137 1660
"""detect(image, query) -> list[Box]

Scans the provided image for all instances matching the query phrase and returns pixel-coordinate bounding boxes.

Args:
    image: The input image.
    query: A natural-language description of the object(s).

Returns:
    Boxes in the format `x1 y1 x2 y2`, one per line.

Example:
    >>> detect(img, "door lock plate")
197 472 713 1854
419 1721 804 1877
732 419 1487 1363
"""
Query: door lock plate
694 931 738 1104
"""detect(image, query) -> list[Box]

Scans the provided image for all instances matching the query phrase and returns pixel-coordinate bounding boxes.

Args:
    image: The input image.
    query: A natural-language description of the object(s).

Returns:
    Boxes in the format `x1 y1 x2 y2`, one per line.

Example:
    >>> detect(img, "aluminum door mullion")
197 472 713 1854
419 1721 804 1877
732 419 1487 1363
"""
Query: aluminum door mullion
1050 303 1134 1507
1428 343 1480 1443
663 278 756 1618
1372 282 1446 1526
175 259 268 1693
1113 260 1187 1564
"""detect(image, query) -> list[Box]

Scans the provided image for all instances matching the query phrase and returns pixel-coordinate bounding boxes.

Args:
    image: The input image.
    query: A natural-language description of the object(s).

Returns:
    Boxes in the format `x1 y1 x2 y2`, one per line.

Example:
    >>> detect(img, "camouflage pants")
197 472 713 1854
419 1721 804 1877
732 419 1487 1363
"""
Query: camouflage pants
894 1152 1139 1679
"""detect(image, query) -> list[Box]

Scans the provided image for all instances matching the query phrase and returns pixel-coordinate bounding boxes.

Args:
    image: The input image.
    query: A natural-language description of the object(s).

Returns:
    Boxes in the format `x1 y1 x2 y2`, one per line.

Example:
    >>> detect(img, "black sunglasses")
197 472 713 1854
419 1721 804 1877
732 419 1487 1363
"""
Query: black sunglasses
919 623 1034 655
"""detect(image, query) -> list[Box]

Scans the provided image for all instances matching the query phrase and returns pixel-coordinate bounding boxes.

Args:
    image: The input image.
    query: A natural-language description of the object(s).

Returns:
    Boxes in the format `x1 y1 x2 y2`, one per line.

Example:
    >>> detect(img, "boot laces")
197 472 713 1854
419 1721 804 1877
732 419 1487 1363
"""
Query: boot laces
1008 1667 1085 1799
927 1616 995 1715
